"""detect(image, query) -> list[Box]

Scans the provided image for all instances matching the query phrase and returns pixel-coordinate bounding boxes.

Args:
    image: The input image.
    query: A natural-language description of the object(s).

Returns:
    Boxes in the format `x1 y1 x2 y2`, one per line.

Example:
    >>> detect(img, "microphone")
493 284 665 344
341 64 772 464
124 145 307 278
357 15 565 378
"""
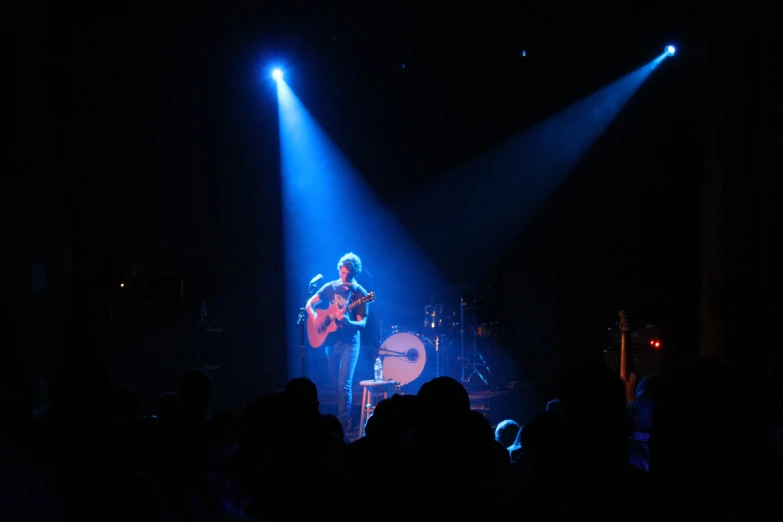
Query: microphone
405 349 419 362
309 274 323 286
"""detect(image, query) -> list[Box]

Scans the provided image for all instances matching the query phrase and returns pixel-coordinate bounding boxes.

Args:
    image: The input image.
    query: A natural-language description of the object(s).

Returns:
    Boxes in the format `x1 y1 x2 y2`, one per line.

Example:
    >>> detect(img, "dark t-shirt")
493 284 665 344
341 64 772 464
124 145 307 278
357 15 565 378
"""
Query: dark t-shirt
316 280 369 344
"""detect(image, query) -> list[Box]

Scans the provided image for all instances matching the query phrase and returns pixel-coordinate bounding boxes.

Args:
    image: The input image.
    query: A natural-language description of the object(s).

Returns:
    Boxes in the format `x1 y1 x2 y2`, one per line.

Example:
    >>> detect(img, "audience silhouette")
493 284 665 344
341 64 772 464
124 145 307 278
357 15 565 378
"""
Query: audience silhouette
1 347 779 522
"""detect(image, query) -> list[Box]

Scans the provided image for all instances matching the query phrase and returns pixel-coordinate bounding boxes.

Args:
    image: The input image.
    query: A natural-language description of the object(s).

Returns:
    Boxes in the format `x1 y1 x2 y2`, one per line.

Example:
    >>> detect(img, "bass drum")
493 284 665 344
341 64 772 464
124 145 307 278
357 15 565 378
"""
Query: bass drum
378 331 437 392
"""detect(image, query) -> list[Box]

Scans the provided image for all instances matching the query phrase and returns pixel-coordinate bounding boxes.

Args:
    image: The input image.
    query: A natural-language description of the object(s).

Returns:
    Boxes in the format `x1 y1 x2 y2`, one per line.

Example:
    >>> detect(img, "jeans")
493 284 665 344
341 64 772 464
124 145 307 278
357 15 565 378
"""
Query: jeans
325 338 360 426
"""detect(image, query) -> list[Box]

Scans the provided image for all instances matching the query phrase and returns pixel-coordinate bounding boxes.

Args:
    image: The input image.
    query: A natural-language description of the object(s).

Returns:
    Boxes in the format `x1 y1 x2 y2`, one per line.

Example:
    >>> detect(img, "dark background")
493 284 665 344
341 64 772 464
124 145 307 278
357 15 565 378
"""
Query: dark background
18 1 781 410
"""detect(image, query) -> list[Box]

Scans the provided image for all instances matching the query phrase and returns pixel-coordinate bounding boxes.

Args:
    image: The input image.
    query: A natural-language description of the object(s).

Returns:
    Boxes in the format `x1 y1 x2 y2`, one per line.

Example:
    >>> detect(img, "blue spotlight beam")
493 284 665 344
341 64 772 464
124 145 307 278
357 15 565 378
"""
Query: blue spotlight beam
395 56 666 279
276 79 449 378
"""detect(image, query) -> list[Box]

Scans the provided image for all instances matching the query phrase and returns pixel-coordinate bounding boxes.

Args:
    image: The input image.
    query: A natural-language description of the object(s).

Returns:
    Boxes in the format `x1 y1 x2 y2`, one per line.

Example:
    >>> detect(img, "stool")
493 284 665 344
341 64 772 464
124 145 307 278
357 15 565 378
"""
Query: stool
358 379 398 435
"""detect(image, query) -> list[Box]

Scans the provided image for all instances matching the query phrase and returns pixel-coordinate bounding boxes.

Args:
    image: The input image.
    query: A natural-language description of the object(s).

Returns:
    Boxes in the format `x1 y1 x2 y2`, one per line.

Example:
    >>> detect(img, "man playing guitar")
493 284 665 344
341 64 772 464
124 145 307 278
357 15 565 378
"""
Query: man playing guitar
305 252 369 432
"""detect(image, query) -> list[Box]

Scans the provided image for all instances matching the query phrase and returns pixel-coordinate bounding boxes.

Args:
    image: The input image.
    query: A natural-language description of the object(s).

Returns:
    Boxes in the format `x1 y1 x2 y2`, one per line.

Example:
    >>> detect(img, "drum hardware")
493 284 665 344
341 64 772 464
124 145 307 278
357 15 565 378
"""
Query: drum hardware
435 335 440 377
424 302 454 331
373 287 497 390
424 303 440 329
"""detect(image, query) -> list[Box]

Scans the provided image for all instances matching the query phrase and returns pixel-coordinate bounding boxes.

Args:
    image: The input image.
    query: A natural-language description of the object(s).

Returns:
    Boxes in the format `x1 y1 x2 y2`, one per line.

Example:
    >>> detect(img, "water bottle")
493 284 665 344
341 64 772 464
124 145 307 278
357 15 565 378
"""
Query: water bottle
374 357 383 381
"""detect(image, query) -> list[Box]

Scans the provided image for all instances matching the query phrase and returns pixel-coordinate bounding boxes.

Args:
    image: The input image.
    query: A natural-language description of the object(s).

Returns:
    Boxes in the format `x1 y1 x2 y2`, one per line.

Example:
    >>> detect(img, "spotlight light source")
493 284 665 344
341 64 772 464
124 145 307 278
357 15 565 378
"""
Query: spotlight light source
665 45 676 56
272 68 283 81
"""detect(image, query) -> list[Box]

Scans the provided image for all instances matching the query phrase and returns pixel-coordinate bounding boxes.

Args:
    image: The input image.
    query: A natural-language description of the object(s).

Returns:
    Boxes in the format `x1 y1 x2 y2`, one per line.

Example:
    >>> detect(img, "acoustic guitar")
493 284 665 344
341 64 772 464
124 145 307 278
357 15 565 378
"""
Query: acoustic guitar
307 291 375 348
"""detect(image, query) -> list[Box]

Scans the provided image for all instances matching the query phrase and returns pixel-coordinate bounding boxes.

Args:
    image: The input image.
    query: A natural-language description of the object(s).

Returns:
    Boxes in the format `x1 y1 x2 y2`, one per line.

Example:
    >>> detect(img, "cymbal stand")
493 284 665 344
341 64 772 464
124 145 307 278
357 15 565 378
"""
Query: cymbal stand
466 334 492 387
460 296 465 382
464 288 492 387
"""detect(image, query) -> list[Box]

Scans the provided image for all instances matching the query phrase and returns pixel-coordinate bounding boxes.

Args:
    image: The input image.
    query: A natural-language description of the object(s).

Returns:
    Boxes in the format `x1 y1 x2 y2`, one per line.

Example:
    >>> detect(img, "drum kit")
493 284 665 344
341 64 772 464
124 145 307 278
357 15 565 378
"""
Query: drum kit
374 284 502 393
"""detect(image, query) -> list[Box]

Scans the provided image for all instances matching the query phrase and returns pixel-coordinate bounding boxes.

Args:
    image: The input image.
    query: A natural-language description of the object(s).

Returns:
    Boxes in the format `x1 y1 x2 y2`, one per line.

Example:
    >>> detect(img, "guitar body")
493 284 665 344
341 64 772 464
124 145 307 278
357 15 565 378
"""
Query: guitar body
307 291 375 348
307 302 342 348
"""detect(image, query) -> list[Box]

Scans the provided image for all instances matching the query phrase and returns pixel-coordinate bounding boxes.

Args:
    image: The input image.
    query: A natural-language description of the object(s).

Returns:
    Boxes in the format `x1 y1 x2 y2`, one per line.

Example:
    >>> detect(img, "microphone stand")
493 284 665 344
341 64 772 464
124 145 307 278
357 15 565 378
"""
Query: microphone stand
296 282 317 377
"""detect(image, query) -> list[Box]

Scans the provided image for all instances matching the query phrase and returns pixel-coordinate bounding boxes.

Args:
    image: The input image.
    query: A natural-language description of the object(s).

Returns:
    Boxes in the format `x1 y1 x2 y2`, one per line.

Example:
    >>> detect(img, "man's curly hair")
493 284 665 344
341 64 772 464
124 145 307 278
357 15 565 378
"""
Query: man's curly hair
337 252 362 276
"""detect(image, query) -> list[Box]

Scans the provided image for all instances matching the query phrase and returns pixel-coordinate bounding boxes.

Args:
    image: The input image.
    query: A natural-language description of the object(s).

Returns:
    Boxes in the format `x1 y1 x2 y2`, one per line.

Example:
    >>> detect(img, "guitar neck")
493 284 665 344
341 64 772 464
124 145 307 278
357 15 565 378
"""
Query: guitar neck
348 298 367 310
619 331 628 381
